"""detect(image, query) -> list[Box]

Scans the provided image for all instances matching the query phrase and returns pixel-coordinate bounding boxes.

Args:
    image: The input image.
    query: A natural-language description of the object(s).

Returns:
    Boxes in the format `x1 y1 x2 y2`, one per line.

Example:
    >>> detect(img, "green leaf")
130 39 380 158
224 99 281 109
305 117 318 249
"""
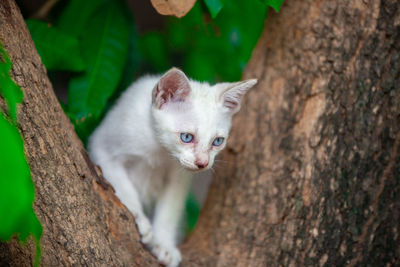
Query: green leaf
0 43 23 122
115 26 141 97
0 44 42 267
260 0 284 12
0 114 42 240
58 0 107 36
185 191 200 233
67 1 130 141
203 0 225 18
0 114 42 266
26 20 85 72
166 0 268 82
138 32 169 72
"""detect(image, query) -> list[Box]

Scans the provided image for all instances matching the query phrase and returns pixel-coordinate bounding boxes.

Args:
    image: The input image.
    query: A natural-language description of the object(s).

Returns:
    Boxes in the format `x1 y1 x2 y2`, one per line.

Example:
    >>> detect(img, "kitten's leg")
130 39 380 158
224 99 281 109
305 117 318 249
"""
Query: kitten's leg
151 167 192 267
99 160 153 245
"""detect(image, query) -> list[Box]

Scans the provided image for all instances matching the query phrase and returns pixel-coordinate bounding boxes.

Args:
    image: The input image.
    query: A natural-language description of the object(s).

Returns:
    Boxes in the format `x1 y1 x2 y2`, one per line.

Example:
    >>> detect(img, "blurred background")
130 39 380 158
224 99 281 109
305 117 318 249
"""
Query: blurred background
14 0 274 233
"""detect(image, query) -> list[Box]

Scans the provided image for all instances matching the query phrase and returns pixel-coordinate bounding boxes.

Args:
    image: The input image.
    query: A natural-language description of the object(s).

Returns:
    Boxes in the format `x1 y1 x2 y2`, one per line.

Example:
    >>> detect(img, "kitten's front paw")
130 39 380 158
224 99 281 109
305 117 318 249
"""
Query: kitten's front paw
151 243 181 267
135 216 153 245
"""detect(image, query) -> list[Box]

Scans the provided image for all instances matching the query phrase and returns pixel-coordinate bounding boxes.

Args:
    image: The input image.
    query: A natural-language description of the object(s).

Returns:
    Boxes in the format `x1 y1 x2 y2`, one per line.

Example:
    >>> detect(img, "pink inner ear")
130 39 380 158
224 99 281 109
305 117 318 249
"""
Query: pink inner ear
220 79 256 113
224 98 239 110
223 90 245 112
155 69 190 108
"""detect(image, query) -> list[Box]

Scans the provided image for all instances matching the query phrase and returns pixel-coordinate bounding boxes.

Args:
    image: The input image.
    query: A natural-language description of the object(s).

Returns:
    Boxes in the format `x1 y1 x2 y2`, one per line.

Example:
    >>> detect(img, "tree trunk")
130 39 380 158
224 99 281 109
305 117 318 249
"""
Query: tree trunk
182 0 400 266
0 1 158 266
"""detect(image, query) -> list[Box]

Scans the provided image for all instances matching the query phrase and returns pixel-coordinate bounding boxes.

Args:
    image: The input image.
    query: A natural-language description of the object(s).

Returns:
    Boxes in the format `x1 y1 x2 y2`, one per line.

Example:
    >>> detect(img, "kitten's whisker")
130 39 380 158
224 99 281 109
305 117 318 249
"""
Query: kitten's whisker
214 159 230 165
213 161 225 170
209 167 216 174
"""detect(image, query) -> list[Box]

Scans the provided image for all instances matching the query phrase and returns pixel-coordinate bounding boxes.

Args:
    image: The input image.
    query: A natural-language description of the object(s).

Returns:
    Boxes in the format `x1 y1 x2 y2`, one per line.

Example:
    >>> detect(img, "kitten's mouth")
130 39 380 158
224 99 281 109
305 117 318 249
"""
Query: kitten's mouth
180 160 209 172
186 166 208 172
183 164 204 172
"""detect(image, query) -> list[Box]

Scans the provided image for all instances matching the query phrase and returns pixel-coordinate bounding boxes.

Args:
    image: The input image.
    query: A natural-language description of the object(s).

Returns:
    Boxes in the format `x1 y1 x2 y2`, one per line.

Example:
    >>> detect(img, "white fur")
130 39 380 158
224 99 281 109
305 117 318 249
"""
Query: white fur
88 68 256 267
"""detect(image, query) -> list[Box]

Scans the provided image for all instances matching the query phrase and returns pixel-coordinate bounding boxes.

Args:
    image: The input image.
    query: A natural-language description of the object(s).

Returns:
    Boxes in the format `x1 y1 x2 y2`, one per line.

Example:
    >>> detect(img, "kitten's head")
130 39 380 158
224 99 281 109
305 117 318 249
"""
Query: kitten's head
151 68 257 171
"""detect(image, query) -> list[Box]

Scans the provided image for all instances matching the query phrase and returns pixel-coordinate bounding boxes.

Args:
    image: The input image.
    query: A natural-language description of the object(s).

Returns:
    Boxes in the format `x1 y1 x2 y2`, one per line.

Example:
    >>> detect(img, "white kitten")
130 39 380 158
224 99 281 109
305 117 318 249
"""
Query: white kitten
88 68 256 267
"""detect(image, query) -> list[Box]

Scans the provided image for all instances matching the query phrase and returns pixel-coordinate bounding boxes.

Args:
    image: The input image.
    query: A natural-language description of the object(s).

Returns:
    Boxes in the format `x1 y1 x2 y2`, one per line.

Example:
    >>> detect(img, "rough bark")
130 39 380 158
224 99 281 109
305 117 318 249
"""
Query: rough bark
0 1 158 266
182 0 400 266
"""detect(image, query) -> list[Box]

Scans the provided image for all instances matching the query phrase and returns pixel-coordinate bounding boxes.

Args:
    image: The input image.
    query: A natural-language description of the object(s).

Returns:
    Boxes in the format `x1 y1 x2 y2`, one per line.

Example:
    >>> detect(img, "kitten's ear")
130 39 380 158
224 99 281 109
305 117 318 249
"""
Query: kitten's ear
219 79 257 114
153 68 191 109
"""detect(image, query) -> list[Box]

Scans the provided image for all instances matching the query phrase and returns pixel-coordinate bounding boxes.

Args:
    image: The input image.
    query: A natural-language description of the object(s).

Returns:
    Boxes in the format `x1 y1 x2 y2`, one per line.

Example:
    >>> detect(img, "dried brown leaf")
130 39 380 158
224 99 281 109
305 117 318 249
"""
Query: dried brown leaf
150 0 196 18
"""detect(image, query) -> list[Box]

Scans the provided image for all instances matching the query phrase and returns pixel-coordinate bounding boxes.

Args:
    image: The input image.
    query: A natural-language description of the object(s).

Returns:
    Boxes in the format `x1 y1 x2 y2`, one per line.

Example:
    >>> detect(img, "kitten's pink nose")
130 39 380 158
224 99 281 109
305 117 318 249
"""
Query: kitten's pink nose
195 159 208 169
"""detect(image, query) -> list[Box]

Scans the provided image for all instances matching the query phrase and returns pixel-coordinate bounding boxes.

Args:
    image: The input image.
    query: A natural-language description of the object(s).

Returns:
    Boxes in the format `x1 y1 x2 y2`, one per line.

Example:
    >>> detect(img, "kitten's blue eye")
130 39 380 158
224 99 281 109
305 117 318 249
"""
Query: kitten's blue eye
180 133 194 143
212 137 224 146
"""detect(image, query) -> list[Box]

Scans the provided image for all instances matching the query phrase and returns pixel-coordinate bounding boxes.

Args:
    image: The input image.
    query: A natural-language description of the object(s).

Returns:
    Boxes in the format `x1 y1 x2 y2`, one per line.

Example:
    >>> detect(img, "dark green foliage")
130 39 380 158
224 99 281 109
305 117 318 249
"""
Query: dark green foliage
204 0 226 18
180 0 268 81
138 32 169 72
26 20 85 72
57 0 107 36
116 27 141 96
67 1 130 141
27 0 133 143
0 43 42 267
27 0 284 140
139 0 270 82
185 192 201 232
